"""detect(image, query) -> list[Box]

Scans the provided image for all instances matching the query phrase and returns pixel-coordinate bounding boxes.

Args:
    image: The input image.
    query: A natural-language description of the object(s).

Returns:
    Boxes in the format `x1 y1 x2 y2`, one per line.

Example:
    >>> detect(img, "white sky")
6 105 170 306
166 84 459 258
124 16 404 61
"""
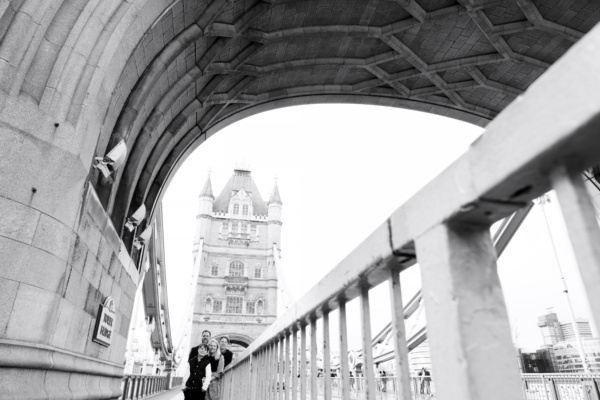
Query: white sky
162 104 596 355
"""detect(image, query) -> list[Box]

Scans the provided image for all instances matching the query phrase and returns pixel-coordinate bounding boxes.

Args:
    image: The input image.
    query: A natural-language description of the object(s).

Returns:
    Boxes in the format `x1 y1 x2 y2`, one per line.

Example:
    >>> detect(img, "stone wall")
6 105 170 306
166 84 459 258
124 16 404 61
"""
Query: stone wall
0 95 140 399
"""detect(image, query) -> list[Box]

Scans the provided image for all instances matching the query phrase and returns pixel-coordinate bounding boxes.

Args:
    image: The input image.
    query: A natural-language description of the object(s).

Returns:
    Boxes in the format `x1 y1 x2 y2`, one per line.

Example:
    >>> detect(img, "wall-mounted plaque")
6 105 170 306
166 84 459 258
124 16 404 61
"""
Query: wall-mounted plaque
92 296 116 347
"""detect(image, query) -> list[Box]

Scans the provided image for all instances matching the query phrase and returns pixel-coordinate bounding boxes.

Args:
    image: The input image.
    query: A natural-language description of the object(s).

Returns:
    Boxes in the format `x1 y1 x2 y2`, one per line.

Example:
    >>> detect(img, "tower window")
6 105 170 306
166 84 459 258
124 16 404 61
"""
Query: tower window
205 298 212 313
251 225 257 235
231 222 238 233
229 260 244 277
233 203 239 214
213 300 222 313
241 223 248 234
242 204 249 215
226 296 243 314
254 267 262 279
211 264 219 276
246 301 256 314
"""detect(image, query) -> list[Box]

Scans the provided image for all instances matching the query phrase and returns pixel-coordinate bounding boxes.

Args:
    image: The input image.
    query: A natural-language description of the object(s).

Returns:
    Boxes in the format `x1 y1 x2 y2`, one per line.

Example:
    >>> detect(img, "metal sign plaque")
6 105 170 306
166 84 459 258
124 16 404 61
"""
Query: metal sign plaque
92 296 116 347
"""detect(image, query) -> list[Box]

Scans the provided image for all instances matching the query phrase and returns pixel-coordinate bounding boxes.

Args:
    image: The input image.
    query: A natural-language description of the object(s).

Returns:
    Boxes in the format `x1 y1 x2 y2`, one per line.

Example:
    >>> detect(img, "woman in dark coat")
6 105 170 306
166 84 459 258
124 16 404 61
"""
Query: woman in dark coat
184 344 212 400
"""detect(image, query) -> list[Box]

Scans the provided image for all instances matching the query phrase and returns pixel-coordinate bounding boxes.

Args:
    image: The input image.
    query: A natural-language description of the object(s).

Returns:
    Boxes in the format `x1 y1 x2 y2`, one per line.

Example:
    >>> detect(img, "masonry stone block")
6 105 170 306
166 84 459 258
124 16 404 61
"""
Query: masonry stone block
66 309 92 355
0 277 18 336
97 236 114 269
111 283 123 310
50 298 76 350
119 313 131 337
21 38 61 103
98 272 114 299
108 252 121 280
0 367 47 400
118 262 132 288
43 369 74 400
108 333 123 364
68 371 90 399
32 213 76 263
68 236 89 274
0 236 71 294
0 108 87 230
77 213 103 259
84 324 110 361
5 283 60 343
64 267 90 310
84 285 103 317
0 196 40 245
82 254 102 290
103 221 121 255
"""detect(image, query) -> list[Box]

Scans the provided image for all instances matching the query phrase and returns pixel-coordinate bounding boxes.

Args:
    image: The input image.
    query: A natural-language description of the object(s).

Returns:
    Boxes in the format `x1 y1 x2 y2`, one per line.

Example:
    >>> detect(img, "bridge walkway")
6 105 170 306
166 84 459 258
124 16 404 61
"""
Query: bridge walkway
144 387 184 400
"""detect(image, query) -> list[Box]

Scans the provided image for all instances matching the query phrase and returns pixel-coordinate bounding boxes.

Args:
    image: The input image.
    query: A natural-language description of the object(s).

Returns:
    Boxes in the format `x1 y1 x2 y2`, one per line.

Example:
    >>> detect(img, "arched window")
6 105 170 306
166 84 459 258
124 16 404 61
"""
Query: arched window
231 222 238 233
205 297 213 313
233 203 239 214
226 296 243 314
257 299 264 315
213 300 222 313
241 223 248 234
242 204 249 215
229 260 244 277
254 267 262 279
211 264 219 276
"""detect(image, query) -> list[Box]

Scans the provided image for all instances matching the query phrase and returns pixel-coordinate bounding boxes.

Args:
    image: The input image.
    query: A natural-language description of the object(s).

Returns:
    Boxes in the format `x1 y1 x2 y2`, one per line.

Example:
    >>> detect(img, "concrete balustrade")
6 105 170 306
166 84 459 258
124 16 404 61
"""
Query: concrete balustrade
220 23 600 400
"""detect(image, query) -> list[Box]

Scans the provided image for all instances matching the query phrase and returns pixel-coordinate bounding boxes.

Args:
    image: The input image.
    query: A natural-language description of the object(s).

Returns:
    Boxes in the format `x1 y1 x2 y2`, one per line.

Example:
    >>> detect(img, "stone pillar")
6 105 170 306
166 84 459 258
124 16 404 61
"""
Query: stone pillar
415 221 522 400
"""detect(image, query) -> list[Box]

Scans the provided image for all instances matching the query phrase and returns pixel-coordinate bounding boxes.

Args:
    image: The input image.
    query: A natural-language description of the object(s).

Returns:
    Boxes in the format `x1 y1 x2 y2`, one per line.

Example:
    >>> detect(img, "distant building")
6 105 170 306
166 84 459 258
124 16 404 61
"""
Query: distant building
190 167 282 354
554 338 600 373
560 320 592 341
537 312 563 346
518 348 557 373
537 312 592 346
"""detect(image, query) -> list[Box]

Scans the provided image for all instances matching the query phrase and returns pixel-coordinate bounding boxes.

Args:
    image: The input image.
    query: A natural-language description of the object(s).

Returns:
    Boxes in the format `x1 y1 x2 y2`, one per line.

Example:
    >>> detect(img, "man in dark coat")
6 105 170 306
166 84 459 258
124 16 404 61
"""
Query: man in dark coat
219 336 234 367
188 330 212 363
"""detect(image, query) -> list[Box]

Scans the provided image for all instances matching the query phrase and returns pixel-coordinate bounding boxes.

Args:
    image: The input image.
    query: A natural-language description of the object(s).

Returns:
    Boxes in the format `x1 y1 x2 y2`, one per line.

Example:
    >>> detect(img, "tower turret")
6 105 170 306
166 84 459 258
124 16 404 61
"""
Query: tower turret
268 182 282 248
194 175 214 257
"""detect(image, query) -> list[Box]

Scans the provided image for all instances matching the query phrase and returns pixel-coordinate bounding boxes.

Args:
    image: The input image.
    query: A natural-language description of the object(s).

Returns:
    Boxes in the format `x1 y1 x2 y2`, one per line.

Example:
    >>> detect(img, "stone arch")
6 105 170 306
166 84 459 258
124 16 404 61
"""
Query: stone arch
84 0 592 245
0 2 598 399
219 333 254 349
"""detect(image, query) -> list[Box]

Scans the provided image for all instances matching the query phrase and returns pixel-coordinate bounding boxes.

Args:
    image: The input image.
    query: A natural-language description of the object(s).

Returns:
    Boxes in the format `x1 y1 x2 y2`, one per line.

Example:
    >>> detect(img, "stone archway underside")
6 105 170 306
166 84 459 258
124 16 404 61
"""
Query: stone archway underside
2 0 598 238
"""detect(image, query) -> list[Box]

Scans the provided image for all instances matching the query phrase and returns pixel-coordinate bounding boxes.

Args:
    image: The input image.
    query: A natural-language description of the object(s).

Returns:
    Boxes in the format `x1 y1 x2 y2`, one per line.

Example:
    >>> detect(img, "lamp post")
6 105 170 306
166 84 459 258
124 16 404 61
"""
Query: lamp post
538 194 589 373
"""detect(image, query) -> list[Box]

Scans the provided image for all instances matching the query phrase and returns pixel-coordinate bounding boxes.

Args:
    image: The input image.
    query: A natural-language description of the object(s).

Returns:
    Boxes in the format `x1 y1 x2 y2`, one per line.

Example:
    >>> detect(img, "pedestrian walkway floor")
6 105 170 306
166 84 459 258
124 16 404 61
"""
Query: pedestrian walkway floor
145 386 184 400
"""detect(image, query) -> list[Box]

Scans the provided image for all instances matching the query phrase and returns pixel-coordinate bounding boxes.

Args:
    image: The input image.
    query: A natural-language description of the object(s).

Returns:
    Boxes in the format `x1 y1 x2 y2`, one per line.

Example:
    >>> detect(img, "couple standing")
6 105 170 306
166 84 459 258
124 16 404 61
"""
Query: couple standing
184 330 234 400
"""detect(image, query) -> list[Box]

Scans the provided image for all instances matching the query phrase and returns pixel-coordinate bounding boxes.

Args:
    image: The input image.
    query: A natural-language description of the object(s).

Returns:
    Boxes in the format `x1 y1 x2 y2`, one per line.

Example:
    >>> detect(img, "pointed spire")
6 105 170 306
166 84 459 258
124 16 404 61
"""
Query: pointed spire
268 181 282 205
200 174 214 199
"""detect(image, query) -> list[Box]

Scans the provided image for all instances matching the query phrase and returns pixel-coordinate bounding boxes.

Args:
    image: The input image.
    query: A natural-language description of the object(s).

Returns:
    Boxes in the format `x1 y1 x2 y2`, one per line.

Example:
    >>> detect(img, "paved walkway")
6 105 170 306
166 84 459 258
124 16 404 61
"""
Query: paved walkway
144 386 184 400
141 386 435 400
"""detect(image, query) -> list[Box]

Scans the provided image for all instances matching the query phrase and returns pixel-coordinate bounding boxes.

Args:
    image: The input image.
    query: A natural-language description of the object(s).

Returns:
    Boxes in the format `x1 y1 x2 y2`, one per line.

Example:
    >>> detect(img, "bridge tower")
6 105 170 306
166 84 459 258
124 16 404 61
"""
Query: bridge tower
190 167 281 353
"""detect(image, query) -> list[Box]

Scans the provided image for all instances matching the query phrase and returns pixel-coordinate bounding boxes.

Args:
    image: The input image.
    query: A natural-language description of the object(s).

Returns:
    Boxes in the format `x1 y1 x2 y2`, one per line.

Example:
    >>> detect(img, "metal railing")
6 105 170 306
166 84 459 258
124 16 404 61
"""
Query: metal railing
172 376 184 387
220 24 600 400
121 374 170 399
522 374 600 400
313 376 434 399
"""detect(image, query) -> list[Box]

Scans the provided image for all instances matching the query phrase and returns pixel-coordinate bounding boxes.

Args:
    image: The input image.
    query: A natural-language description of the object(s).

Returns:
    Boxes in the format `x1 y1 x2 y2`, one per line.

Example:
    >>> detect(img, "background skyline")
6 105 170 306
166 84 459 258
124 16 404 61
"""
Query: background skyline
162 104 597 356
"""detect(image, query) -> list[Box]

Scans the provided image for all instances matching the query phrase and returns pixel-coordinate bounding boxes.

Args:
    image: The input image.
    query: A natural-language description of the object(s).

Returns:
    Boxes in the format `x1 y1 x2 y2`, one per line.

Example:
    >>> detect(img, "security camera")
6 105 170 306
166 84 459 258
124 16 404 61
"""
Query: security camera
93 140 127 178
133 224 152 250
125 204 147 231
